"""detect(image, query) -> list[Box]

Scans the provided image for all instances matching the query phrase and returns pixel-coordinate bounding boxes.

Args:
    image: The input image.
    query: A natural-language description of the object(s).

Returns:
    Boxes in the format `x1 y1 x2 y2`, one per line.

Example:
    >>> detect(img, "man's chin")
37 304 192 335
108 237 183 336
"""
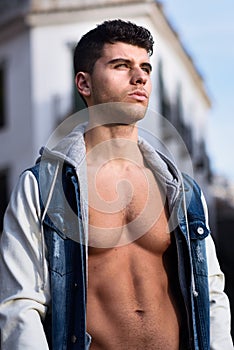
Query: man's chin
88 101 148 126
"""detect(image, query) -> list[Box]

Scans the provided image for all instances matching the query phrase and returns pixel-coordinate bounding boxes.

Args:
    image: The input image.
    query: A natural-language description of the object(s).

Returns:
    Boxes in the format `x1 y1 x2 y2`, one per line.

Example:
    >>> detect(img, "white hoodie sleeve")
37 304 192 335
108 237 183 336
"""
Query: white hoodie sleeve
0 171 50 349
201 193 233 349
206 235 234 350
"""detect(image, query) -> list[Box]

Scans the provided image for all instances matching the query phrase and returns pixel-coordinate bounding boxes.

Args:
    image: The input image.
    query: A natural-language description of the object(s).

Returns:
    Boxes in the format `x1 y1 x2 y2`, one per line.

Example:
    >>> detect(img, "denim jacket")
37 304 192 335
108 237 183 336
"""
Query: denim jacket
0 124 233 350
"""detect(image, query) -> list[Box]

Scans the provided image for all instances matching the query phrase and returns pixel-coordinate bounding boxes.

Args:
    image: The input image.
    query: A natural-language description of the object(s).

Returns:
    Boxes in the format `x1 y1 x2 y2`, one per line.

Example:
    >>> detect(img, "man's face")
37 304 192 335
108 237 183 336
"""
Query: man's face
87 42 152 124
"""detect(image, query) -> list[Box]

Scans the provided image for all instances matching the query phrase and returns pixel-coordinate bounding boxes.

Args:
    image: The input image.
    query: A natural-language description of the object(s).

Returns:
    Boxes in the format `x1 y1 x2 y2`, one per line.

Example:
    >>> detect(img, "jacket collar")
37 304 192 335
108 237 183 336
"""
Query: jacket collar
41 122 183 209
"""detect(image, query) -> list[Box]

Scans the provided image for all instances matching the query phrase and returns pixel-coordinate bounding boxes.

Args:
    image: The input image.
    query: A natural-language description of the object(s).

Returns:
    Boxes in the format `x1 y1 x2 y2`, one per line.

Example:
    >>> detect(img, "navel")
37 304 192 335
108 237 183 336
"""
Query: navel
135 309 145 318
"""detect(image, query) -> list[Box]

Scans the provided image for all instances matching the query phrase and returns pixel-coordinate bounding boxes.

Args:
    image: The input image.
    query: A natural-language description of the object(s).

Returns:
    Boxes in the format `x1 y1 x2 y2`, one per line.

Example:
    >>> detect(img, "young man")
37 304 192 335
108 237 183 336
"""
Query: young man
0 20 233 350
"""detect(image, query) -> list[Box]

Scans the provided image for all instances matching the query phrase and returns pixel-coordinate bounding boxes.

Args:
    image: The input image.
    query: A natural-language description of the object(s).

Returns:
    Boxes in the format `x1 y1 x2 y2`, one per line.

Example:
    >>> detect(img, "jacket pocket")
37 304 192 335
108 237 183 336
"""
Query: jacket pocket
189 220 209 277
44 225 77 276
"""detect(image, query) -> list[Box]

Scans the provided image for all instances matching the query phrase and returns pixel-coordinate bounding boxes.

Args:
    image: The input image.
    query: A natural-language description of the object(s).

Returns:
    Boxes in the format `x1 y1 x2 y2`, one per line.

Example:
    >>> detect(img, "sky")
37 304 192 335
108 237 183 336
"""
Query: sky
160 0 234 182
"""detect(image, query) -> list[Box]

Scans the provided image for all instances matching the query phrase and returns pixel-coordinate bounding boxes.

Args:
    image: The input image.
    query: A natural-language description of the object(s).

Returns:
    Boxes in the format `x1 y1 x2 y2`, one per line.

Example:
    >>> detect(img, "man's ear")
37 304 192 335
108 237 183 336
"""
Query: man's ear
75 72 91 97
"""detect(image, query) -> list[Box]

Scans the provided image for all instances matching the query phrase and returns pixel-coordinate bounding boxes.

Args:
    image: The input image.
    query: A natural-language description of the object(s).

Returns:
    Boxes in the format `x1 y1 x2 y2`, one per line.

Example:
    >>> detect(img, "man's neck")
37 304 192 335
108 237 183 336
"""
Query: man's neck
85 123 145 168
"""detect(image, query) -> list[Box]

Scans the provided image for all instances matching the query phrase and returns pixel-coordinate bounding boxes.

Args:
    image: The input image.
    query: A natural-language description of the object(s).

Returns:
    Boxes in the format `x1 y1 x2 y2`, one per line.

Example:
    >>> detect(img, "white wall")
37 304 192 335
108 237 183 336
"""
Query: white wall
0 30 33 189
0 2 211 191
29 14 161 154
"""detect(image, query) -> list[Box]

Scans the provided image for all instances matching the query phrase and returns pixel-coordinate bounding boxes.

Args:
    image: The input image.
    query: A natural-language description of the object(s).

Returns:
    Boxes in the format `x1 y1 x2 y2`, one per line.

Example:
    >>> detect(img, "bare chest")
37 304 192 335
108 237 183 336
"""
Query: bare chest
87 163 170 251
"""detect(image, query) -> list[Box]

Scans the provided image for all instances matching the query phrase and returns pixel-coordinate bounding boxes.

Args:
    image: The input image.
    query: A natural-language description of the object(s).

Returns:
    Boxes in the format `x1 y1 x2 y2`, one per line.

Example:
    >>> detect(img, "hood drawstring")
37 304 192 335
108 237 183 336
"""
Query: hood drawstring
40 161 60 289
181 176 199 298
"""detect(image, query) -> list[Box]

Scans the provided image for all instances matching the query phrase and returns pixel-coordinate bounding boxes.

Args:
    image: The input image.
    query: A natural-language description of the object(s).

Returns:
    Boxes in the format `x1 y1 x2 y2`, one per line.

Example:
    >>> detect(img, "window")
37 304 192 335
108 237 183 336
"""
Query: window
68 42 86 113
174 85 183 130
158 60 171 120
0 168 9 231
73 86 86 112
0 64 6 129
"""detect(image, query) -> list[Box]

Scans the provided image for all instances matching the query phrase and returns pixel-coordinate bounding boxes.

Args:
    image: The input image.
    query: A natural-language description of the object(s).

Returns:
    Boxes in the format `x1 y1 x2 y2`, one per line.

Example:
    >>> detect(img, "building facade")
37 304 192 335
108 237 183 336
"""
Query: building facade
0 0 212 230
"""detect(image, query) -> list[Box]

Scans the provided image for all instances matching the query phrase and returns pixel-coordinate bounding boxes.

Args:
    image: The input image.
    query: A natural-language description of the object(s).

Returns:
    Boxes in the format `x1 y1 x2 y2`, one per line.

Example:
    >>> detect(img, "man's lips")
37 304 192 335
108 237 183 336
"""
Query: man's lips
128 90 148 101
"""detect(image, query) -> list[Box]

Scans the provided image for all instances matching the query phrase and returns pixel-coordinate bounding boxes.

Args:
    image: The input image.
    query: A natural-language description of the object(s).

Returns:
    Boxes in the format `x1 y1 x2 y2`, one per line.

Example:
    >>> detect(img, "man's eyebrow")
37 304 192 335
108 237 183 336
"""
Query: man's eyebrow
141 62 152 72
107 58 152 71
107 58 131 65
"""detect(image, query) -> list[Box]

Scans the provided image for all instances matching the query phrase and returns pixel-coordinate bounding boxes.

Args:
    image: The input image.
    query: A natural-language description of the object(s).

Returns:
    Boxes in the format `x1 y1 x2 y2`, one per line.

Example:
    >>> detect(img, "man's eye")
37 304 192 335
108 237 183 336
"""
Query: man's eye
115 63 128 69
142 67 151 74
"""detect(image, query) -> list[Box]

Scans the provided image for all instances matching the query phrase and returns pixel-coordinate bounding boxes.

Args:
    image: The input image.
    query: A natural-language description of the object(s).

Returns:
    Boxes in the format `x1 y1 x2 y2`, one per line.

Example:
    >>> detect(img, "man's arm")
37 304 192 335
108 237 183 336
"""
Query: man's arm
206 235 234 350
0 171 50 349
201 192 233 349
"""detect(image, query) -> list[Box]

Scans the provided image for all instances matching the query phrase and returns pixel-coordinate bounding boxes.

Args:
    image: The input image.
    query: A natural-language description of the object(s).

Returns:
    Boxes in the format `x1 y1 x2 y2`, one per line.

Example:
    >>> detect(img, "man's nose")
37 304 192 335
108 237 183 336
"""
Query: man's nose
130 67 148 85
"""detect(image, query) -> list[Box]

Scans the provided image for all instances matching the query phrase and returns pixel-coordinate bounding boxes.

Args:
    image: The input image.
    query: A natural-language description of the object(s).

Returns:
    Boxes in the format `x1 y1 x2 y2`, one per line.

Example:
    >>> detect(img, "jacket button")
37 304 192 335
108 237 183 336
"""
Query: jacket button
197 227 204 235
71 335 77 343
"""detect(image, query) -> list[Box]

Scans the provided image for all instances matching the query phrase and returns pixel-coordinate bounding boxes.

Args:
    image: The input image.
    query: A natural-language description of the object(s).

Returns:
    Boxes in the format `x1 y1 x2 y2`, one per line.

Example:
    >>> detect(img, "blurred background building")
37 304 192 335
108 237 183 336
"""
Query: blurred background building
0 0 233 337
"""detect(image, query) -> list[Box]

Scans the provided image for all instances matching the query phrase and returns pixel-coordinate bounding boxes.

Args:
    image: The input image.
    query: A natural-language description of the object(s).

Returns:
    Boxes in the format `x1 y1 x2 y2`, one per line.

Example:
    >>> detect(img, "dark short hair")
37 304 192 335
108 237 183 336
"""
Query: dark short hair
73 19 154 76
